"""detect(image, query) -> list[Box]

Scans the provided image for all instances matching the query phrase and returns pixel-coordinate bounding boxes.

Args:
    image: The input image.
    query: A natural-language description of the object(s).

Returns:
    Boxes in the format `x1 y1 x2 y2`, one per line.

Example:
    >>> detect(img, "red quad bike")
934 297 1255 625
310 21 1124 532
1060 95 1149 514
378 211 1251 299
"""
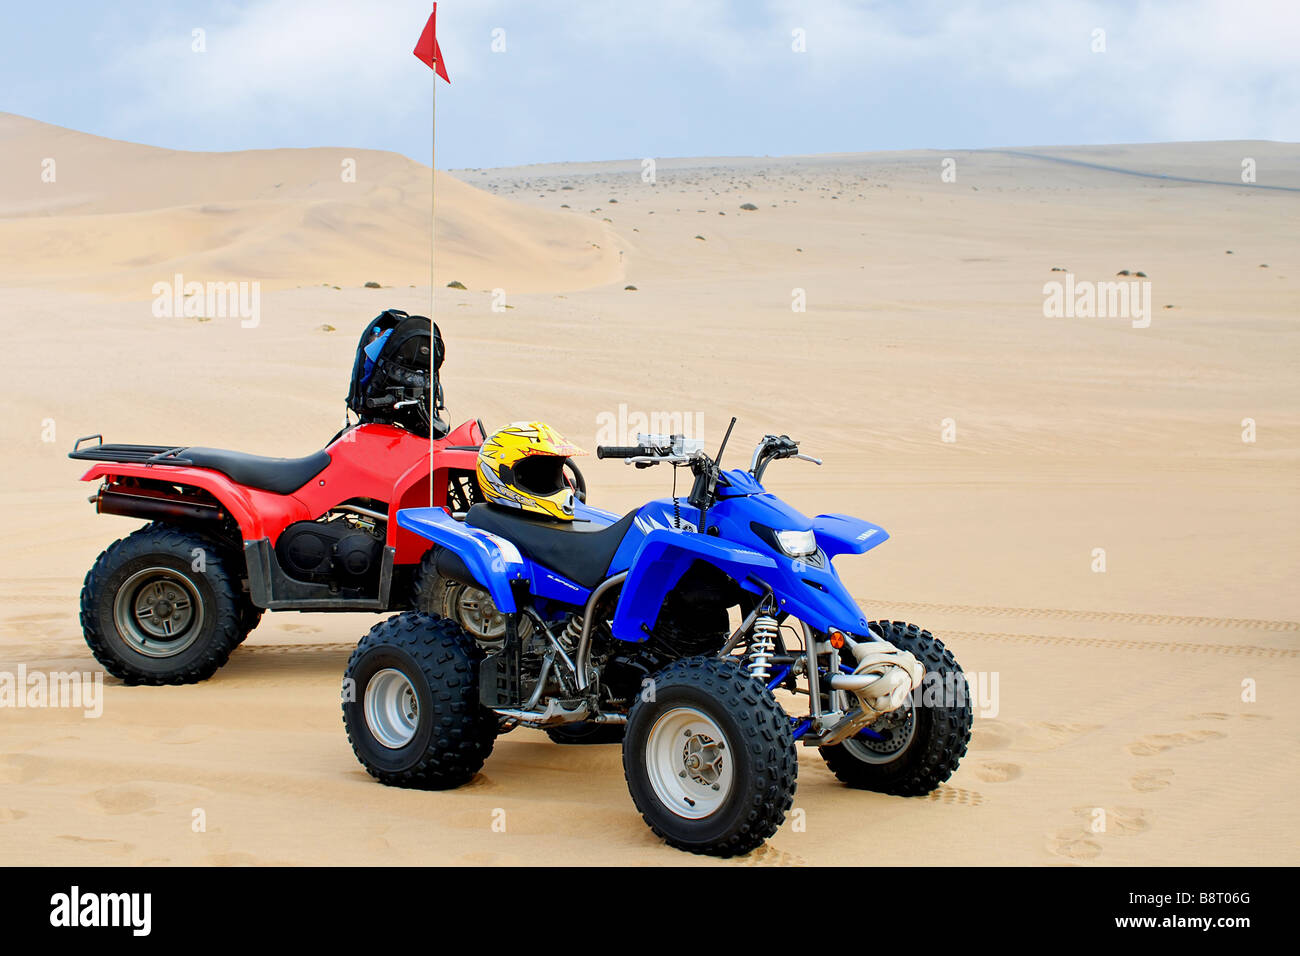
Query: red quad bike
69 310 507 685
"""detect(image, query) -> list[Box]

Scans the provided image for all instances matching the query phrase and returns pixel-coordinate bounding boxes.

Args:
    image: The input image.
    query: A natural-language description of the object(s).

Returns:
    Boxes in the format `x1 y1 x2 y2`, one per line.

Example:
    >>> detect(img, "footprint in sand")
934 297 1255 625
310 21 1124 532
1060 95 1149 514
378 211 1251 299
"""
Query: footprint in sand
202 851 263 866
970 723 1013 751
0 754 47 784
1131 768 1174 792
1046 827 1103 861
1126 729 1226 757
736 844 807 866
1109 807 1151 835
925 785 985 807
1190 711 1271 723
1072 805 1150 836
88 786 157 815
972 761 1022 783
57 834 136 858
972 721 1099 754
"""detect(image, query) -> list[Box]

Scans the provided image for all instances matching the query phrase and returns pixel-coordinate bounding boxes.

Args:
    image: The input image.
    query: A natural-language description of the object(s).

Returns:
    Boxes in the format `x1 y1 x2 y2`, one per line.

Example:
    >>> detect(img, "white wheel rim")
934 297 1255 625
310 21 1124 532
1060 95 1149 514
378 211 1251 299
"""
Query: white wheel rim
644 706 734 820
364 668 420 749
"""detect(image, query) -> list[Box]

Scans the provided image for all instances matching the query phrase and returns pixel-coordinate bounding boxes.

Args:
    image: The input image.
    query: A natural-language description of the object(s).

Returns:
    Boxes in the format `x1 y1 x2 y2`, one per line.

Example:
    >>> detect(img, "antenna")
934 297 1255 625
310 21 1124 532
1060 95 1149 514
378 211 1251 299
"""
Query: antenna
715 416 737 467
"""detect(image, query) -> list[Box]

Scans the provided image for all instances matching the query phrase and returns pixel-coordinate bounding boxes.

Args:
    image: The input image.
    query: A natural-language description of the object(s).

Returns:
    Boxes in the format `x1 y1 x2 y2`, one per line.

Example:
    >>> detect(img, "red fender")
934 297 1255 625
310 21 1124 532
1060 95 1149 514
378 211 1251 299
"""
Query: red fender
78 420 485 564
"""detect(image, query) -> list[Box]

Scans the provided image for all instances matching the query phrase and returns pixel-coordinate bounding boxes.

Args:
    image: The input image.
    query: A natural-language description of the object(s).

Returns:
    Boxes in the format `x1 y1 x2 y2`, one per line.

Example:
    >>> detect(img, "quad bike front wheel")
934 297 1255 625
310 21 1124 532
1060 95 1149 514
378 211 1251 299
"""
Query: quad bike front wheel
343 611 497 789
80 525 251 684
819 621 973 795
623 656 796 857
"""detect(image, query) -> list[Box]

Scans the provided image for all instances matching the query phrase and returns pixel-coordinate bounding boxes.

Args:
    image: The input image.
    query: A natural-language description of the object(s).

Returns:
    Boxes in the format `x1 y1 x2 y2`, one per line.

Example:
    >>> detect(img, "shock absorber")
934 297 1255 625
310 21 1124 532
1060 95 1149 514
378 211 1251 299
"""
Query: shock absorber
746 614 778 680
561 614 584 652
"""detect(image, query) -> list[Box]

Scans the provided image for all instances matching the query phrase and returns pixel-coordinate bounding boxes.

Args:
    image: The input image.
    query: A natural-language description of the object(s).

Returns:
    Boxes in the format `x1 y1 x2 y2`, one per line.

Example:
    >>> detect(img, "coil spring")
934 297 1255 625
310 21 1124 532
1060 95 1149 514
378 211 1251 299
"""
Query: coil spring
562 614 584 651
747 614 778 680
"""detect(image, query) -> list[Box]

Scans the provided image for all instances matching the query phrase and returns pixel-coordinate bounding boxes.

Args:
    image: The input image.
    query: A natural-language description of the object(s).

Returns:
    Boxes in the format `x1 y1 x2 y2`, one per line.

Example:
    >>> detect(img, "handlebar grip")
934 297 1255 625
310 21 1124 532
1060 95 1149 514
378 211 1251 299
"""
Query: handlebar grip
596 445 644 459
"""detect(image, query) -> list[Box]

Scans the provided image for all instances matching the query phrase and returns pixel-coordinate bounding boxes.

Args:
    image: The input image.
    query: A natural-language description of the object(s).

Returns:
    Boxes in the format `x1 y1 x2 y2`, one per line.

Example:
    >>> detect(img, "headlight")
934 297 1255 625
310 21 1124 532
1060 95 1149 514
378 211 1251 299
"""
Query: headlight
775 529 818 557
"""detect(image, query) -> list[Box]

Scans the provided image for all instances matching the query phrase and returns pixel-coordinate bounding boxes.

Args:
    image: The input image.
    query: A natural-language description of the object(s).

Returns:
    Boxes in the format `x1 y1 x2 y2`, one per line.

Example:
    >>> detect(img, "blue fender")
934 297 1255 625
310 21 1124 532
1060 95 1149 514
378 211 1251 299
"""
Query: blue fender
813 514 890 558
395 507 528 613
610 529 778 642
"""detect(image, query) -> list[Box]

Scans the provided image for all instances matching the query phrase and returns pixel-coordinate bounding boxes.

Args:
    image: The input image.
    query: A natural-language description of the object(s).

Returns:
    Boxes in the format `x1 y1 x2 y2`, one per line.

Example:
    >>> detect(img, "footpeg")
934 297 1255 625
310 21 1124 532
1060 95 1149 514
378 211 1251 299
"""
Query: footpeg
493 698 590 727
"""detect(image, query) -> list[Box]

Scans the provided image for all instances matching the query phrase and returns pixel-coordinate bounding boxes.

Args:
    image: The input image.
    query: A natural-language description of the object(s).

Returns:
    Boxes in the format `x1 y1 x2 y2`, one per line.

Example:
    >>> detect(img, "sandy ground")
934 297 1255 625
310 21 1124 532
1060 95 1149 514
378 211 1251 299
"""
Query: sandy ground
0 113 1297 865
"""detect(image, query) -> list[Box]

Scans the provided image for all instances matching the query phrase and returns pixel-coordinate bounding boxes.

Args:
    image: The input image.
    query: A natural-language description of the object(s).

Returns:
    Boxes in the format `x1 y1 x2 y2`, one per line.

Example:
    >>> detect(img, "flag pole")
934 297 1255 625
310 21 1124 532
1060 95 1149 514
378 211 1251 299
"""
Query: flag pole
414 1 446 508
427 2 437 507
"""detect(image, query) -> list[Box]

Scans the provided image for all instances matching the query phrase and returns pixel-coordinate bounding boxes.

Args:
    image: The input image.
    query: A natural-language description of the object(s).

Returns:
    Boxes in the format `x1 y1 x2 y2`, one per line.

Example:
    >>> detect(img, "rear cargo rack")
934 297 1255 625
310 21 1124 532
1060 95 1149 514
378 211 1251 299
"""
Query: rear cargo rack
69 435 195 466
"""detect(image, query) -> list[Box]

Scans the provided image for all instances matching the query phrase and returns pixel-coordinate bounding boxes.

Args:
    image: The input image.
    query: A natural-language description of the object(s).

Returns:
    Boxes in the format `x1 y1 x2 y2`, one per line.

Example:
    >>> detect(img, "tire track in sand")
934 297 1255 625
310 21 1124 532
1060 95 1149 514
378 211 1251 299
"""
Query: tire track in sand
940 630 1295 658
859 600 1299 633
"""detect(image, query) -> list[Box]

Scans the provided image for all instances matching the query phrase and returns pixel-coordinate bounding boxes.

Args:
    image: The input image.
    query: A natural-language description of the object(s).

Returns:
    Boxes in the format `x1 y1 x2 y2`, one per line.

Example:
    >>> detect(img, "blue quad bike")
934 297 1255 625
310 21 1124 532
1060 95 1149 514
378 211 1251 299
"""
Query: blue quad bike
342 422 973 856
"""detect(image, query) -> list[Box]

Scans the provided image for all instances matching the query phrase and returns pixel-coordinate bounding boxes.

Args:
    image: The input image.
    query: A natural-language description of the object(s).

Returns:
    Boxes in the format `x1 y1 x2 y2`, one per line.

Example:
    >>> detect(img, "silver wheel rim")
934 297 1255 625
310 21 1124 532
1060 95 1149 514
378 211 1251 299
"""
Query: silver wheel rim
112 567 204 658
444 582 530 646
451 584 507 642
645 706 734 820
364 668 420 749
845 705 917 764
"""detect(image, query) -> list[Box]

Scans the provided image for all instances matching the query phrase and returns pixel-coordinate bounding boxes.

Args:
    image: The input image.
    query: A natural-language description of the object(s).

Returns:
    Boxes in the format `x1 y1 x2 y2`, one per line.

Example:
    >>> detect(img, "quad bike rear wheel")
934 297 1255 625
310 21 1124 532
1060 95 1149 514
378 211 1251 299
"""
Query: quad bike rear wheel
139 520 261 643
819 621 972 795
623 656 796 857
343 611 497 789
412 549 531 648
80 524 250 684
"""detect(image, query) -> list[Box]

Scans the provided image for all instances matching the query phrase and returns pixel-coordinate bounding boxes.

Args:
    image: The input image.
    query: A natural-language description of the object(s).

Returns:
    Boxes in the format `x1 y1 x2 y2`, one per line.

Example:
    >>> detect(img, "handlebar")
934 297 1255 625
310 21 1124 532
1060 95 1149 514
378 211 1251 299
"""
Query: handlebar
596 445 644 460
597 425 819 531
750 434 821 481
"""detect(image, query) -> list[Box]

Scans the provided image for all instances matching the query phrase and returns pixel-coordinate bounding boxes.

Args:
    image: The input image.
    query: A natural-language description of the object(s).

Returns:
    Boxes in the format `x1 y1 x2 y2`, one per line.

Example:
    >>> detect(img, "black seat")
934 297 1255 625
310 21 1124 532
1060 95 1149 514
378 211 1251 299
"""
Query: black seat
466 503 636 589
182 447 332 495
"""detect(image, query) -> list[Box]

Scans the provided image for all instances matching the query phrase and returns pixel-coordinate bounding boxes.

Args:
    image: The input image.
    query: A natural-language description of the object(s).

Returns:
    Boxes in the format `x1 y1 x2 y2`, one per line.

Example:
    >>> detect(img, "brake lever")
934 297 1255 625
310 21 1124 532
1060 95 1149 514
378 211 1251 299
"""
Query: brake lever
795 453 822 465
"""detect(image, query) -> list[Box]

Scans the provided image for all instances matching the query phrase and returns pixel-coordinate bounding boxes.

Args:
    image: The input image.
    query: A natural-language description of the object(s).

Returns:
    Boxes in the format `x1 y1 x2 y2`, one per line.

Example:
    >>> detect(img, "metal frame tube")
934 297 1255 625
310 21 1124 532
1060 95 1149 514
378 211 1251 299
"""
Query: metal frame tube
801 621 823 723
574 572 628 690
719 582 775 657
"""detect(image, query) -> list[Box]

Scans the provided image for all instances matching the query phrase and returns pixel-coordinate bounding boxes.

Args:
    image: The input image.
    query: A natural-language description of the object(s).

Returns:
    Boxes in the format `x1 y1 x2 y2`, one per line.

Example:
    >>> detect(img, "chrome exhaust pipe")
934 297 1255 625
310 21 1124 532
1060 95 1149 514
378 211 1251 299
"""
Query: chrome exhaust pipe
816 636 924 746
832 632 926 719
96 488 223 524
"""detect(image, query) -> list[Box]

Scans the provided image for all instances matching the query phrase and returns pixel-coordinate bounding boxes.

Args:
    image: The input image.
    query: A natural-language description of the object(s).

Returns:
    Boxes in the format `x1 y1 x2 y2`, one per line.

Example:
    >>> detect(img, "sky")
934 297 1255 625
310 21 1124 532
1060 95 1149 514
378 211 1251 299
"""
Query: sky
1 0 1295 169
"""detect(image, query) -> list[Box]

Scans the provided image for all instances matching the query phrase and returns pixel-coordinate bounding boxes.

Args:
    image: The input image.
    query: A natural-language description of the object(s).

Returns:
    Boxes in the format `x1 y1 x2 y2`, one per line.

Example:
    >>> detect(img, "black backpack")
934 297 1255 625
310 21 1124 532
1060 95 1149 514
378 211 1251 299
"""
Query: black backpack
345 309 446 437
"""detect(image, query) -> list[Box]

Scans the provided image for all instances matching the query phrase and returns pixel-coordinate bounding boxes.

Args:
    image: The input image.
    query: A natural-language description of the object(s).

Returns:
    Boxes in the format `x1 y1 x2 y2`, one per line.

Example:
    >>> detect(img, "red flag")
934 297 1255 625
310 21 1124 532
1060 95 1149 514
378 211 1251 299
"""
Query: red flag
414 5 450 83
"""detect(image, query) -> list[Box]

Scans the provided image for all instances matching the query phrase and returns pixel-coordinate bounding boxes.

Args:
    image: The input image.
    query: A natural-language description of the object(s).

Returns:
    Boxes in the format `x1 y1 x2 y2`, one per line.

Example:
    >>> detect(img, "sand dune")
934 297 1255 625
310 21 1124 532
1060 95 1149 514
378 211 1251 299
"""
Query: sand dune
0 113 622 295
0 117 1296 865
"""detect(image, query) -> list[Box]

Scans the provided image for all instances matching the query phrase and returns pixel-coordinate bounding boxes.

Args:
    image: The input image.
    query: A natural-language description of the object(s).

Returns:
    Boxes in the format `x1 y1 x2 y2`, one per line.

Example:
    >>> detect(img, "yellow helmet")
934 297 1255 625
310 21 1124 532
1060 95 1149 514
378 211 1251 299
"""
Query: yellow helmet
477 422 587 521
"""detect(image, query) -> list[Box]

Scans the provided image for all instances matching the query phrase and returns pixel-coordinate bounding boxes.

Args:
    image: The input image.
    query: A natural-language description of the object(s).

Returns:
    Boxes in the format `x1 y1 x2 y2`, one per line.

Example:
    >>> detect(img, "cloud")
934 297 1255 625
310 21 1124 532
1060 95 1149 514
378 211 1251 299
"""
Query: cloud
92 0 1299 165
